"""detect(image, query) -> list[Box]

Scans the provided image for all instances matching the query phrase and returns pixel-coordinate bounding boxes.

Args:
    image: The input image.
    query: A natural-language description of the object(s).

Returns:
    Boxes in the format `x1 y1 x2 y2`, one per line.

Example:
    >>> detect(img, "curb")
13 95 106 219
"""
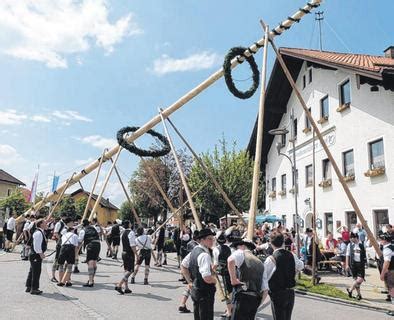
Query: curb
295 289 393 313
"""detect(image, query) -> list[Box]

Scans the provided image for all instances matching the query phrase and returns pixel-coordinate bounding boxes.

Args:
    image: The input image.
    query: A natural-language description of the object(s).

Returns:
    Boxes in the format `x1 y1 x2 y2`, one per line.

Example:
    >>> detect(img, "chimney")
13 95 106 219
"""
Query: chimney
384 46 394 59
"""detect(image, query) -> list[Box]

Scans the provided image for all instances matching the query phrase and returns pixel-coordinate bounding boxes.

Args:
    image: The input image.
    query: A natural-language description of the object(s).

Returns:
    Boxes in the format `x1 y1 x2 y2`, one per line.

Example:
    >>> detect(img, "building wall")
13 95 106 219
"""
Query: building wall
0 183 18 200
265 62 394 239
72 193 118 226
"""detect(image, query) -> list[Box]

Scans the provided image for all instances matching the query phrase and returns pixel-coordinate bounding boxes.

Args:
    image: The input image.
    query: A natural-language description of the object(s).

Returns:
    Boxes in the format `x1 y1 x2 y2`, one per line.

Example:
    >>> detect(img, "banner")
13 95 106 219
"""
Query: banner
51 174 60 192
29 166 39 203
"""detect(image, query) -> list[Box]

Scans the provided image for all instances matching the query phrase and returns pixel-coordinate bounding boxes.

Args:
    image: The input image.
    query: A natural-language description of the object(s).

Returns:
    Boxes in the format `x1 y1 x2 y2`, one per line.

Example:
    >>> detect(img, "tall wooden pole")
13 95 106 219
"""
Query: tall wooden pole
247 24 269 240
82 149 107 221
165 117 247 225
312 129 317 284
20 1 322 220
266 31 382 257
110 158 141 225
159 110 202 230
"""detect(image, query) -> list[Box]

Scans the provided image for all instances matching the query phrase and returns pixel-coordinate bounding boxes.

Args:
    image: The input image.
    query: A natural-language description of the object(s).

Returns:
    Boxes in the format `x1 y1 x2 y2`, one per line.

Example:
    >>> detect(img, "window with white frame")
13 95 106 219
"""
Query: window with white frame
343 149 354 176
369 138 385 169
340 79 351 106
281 174 286 192
320 95 329 119
322 159 331 180
374 210 389 236
305 108 311 130
272 177 276 192
308 68 312 84
305 165 312 186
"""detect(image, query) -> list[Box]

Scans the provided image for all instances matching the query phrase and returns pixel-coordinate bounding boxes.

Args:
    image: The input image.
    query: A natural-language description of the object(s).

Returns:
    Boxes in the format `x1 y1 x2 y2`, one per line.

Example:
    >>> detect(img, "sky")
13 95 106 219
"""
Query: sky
0 0 393 206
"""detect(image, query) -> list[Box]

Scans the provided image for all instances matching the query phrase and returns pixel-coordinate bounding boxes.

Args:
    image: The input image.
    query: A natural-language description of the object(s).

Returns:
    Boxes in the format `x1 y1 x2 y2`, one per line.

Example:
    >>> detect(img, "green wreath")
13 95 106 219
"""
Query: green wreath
223 46 260 99
117 126 171 157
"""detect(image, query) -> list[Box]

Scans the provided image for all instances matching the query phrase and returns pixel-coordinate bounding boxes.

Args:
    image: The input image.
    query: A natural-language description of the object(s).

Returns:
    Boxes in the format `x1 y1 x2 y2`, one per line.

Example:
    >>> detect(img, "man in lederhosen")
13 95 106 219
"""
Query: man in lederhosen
51 214 67 282
188 228 217 320
25 219 48 295
80 219 101 287
115 220 136 294
228 237 264 320
131 227 152 285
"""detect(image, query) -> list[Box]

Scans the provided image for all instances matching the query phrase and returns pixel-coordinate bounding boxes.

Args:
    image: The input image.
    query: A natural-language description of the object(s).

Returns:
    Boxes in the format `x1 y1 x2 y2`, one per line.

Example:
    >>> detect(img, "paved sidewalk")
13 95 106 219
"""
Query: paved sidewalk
319 265 393 311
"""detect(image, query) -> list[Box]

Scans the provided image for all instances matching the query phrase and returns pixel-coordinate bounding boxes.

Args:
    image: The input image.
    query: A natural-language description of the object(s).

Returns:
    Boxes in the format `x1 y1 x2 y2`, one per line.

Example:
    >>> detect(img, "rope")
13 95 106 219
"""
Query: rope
223 46 260 99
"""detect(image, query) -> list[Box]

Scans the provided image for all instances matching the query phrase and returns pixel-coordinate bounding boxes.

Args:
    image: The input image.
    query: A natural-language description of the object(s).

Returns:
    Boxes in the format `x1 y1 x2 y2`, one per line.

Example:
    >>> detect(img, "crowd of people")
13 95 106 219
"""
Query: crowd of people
1 210 394 319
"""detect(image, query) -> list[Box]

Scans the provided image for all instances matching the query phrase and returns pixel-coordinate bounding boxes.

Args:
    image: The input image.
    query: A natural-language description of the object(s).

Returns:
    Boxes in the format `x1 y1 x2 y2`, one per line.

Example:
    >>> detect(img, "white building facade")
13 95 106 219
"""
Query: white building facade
261 48 394 239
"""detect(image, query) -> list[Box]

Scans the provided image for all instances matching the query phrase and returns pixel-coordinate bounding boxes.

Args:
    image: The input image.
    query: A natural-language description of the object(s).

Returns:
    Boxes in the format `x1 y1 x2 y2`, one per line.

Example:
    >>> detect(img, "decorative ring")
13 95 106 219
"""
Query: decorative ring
223 46 260 99
116 126 171 157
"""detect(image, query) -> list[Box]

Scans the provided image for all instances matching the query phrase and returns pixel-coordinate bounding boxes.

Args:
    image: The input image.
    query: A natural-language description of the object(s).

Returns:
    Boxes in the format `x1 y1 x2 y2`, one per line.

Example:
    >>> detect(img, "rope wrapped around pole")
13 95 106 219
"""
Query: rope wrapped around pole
19 0 322 219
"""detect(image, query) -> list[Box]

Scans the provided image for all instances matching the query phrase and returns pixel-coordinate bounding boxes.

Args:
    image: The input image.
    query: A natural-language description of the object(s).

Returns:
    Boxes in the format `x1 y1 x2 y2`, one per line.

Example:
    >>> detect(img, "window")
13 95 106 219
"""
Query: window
272 178 276 192
369 138 385 169
346 211 357 231
281 174 286 191
343 150 354 176
374 210 389 236
302 75 306 89
305 108 311 129
322 159 331 180
340 79 351 105
7 189 12 196
281 133 286 147
308 68 312 83
293 118 298 140
325 212 333 236
305 165 313 186
320 95 329 119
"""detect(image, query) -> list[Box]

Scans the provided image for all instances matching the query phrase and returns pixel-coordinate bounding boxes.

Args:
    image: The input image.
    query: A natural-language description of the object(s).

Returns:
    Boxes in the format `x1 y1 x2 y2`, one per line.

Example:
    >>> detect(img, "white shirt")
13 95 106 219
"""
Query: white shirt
383 244 393 262
54 220 66 235
196 245 212 278
228 249 247 268
212 247 220 266
61 231 79 246
124 229 136 247
78 229 85 243
181 252 191 268
262 248 304 291
136 234 152 250
181 233 191 242
94 225 101 234
105 226 113 235
32 229 45 254
346 242 361 262
6 217 15 231
23 220 31 232
337 242 347 256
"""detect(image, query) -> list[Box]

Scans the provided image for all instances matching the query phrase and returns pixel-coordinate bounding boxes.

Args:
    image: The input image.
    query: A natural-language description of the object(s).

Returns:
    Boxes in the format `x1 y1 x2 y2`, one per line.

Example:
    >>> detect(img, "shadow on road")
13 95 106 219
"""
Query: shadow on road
41 292 78 301
131 292 172 301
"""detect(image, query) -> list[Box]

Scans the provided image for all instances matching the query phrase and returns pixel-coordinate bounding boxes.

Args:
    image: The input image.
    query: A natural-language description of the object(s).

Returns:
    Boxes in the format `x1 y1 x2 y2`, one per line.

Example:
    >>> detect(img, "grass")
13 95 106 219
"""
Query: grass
296 275 353 301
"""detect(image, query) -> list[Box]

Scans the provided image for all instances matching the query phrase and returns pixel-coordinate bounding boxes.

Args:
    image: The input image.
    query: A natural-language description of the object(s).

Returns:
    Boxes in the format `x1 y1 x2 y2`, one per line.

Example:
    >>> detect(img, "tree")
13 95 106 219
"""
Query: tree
0 190 29 216
129 150 192 223
75 197 88 219
118 201 134 223
188 138 264 220
55 196 77 219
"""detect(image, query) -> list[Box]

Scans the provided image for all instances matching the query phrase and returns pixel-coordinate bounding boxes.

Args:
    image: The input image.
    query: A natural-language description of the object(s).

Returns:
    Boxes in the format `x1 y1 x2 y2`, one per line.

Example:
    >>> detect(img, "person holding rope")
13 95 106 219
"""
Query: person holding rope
115 220 136 294
25 219 48 295
57 218 79 287
80 219 101 287
228 237 264 320
131 226 152 285
51 214 67 283
188 228 217 320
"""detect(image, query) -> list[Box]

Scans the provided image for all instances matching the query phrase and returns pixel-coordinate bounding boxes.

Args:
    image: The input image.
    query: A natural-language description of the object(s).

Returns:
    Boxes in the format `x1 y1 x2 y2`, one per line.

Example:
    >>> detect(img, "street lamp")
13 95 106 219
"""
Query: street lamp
268 109 300 258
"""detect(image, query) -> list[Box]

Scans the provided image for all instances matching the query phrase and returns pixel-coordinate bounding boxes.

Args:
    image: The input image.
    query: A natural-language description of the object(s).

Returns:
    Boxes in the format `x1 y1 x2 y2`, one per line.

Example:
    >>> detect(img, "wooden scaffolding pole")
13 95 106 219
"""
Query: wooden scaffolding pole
110 158 142 225
265 25 382 257
247 23 269 240
165 116 247 226
159 110 202 230
81 149 107 221
21 0 322 218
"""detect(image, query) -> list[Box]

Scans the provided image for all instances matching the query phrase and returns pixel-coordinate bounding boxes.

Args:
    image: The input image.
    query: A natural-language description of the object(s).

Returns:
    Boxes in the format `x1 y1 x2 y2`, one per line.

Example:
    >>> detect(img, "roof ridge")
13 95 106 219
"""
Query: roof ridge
280 47 389 59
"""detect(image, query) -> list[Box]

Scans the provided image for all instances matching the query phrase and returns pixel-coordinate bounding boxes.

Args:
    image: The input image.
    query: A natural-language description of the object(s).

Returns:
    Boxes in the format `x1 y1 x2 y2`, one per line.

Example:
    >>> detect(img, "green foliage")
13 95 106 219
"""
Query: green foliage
75 197 88 218
56 195 76 219
0 189 29 215
119 201 134 222
188 138 264 218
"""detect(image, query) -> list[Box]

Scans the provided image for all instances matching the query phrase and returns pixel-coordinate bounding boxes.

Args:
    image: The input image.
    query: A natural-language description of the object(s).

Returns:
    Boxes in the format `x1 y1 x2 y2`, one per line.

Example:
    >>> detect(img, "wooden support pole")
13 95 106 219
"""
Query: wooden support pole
312 129 317 284
110 158 142 225
21 1 322 218
247 23 270 240
265 26 382 257
159 110 202 230
88 148 122 221
82 149 107 221
46 173 76 220
165 117 247 226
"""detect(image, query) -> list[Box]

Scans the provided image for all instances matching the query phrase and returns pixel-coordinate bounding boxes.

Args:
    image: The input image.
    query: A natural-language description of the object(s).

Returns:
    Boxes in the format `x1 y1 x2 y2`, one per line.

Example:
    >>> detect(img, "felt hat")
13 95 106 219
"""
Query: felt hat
230 237 256 250
195 228 216 240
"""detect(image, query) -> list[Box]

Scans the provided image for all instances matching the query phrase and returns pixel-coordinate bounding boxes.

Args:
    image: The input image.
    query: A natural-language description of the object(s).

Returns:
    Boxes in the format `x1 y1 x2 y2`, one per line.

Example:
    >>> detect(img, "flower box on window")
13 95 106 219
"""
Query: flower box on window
337 102 350 113
302 127 311 134
318 178 332 188
269 191 276 198
317 115 329 124
289 187 296 194
278 190 286 196
343 175 355 182
364 166 385 177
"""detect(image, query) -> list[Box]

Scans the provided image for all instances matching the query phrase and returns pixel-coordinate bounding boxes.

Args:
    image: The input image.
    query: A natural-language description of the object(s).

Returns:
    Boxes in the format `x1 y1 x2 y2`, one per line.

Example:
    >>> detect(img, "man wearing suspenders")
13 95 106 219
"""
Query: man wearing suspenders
131 227 152 285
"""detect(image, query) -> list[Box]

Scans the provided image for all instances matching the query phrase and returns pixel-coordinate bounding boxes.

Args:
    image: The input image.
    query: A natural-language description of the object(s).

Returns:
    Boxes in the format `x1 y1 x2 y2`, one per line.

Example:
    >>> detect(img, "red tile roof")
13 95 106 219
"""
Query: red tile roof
280 48 394 77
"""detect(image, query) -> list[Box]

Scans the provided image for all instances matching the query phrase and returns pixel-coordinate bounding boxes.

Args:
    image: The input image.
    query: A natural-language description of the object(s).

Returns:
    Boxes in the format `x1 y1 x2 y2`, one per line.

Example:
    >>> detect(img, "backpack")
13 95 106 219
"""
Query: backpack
84 225 99 246
111 224 120 237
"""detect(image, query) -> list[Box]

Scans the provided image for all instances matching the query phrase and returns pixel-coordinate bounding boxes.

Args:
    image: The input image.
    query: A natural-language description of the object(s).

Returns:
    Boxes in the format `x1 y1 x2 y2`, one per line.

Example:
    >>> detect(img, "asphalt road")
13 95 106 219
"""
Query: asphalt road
0 244 391 320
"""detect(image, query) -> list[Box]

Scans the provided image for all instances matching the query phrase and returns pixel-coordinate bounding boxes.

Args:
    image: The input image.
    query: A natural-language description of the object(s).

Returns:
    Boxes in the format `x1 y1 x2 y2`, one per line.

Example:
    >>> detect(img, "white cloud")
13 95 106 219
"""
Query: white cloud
0 144 24 165
74 157 95 166
0 109 27 125
0 0 142 68
78 135 116 149
31 115 51 122
151 51 221 75
52 110 92 122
